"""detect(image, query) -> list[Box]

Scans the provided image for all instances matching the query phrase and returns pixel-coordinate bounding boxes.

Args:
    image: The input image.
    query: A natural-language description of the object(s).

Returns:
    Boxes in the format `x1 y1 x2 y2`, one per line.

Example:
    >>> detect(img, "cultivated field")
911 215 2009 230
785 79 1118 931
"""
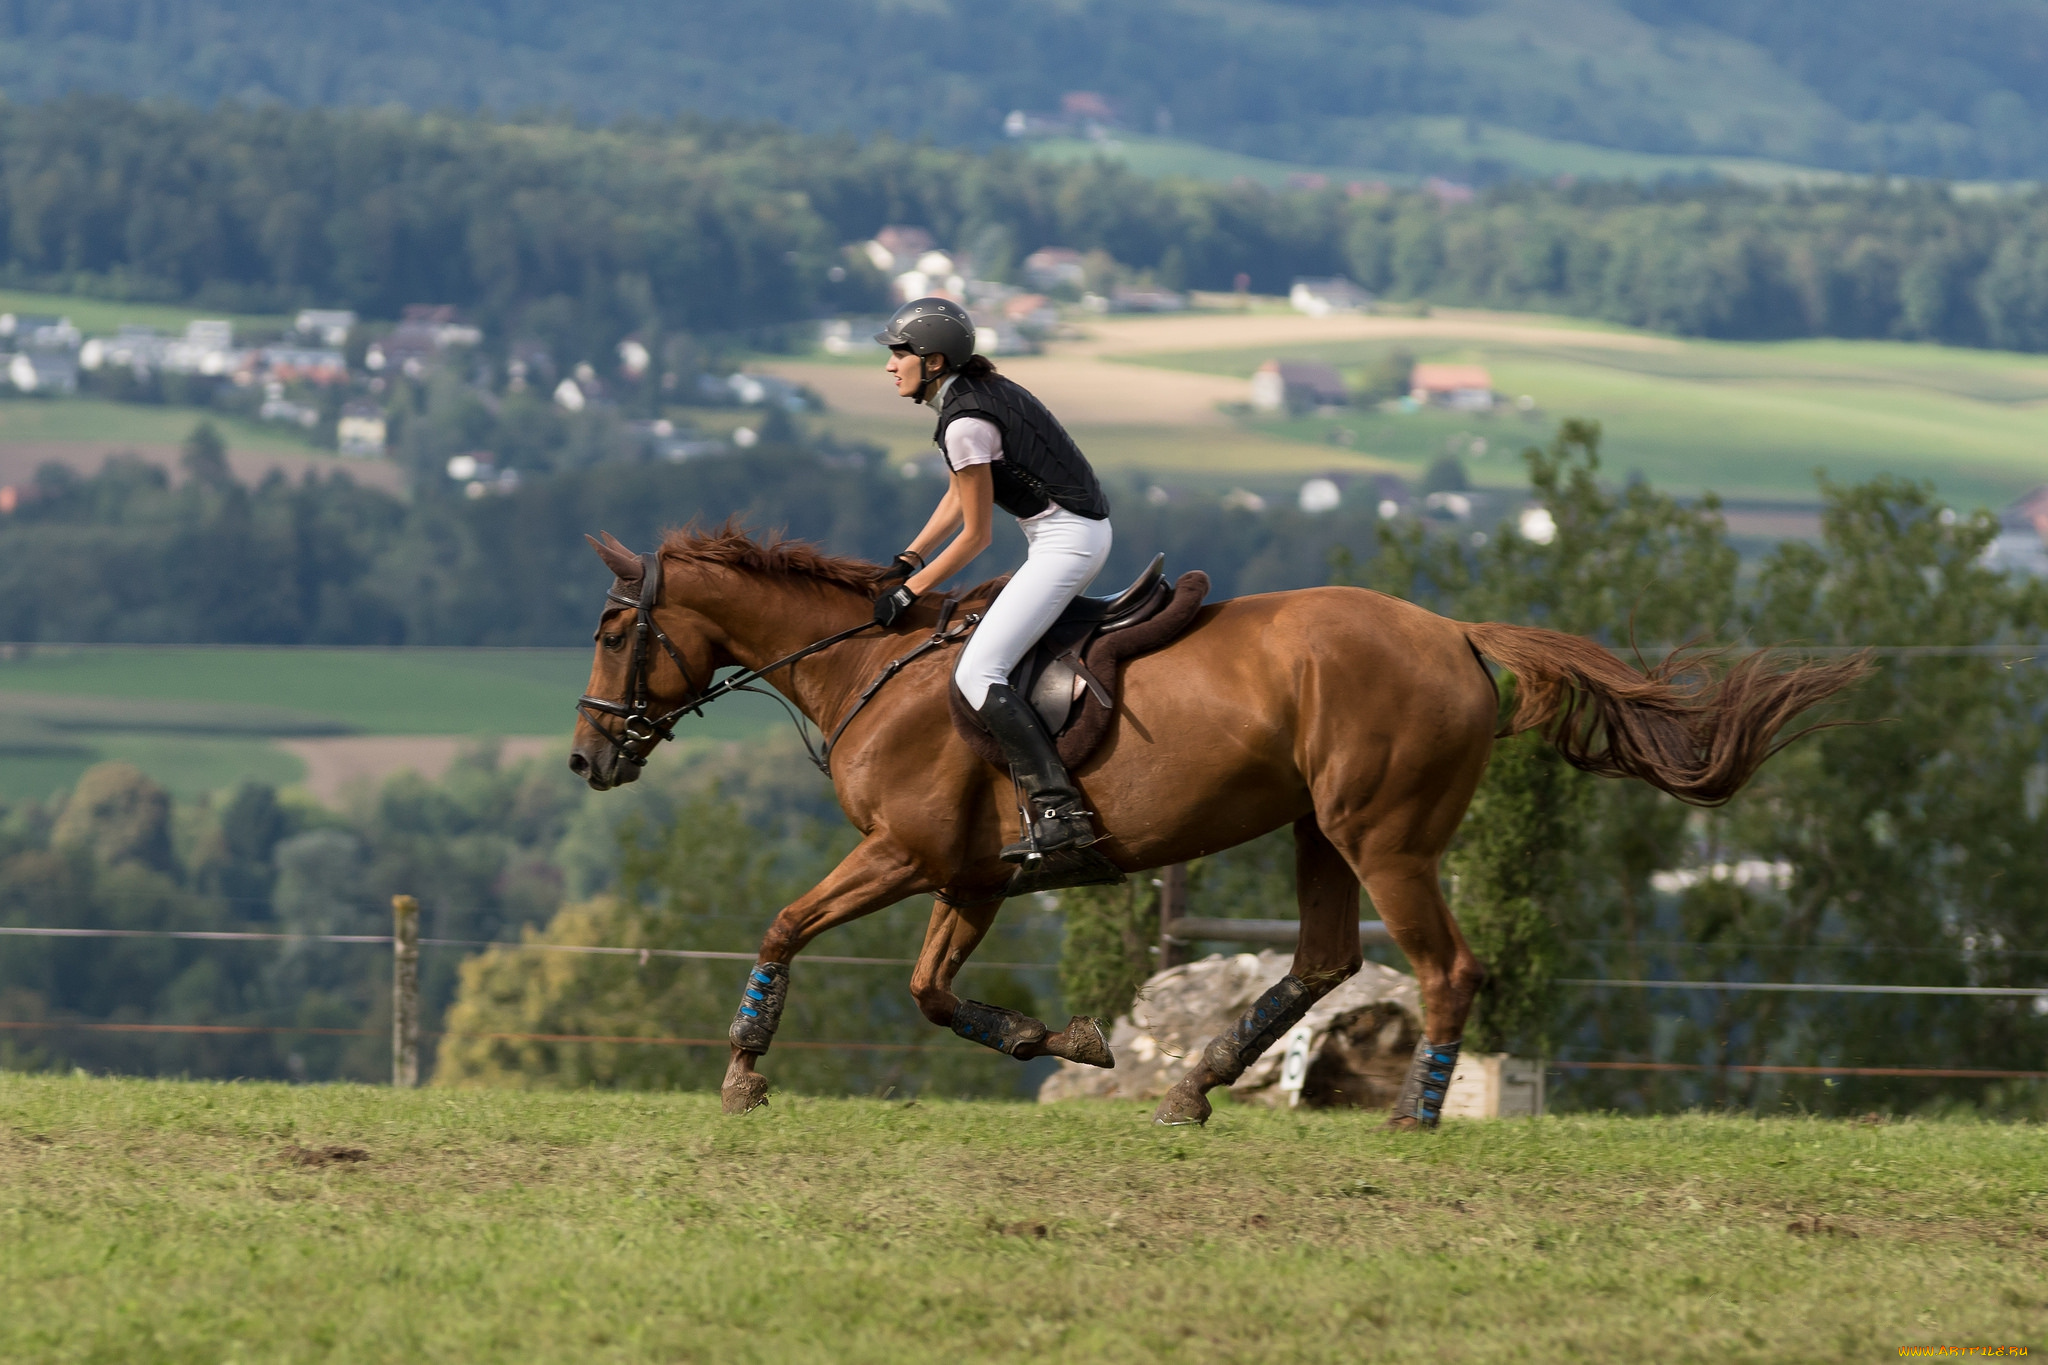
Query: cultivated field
0 647 785 801
1 1075 2040 1362
0 397 404 496
772 306 2048 511
1023 123 1854 190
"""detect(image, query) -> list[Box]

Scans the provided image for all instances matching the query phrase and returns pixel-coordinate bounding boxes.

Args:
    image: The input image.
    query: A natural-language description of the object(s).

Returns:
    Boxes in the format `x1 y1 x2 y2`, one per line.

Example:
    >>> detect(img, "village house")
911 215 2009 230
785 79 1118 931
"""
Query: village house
861 226 936 277
259 345 347 385
293 309 356 347
1289 277 1373 316
1983 485 2048 577
1 313 82 393
337 401 387 456
8 350 76 394
1022 248 1087 292
365 306 482 379
79 320 241 378
0 314 81 351
1250 359 1349 414
1410 363 1496 412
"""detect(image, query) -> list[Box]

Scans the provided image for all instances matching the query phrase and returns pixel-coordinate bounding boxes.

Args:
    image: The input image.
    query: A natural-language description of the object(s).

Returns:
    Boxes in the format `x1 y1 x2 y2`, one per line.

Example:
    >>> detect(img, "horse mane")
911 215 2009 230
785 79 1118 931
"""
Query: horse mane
659 520 881 594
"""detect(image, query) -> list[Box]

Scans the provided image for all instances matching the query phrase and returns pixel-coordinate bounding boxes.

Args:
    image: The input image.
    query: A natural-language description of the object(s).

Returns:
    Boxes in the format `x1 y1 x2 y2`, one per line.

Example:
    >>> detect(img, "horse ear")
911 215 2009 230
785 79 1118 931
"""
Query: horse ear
586 533 643 583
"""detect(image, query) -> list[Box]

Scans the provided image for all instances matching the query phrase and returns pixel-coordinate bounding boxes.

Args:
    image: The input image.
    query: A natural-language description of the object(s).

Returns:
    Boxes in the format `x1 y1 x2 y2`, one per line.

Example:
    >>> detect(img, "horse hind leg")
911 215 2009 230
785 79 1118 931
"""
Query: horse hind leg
1361 853 1486 1131
1154 815 1361 1126
911 895 1114 1069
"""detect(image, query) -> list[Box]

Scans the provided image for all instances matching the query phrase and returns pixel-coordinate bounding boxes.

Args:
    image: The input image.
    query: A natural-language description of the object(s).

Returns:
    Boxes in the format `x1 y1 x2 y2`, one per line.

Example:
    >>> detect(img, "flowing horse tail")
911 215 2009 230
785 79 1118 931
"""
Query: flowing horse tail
1460 621 1870 806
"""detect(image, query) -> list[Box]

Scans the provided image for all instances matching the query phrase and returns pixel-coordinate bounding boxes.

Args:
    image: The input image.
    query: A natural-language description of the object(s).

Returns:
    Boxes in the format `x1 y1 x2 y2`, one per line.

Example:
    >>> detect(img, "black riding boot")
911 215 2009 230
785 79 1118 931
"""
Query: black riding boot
976 684 1100 863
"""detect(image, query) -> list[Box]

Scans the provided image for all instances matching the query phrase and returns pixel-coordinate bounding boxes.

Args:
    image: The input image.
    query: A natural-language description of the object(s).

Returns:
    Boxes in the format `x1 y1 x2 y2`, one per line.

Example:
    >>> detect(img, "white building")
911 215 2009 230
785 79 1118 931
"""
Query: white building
1290 277 1373 316
337 401 387 456
1250 359 1349 414
294 309 357 347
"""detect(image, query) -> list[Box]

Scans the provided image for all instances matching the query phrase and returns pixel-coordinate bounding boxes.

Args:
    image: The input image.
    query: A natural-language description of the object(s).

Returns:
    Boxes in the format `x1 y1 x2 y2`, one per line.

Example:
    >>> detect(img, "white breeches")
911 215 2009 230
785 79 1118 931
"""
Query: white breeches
954 507 1113 710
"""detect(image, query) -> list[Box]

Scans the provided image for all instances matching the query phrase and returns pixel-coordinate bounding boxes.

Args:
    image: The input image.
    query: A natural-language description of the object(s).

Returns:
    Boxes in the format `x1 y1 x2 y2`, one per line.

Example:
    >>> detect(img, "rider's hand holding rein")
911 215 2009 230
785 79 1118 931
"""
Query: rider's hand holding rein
882 343 996 604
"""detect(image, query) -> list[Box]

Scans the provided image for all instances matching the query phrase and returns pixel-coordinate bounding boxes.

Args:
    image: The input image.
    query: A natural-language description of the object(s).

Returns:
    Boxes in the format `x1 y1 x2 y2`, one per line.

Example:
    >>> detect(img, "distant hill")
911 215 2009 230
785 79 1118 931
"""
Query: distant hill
2 0 2046 180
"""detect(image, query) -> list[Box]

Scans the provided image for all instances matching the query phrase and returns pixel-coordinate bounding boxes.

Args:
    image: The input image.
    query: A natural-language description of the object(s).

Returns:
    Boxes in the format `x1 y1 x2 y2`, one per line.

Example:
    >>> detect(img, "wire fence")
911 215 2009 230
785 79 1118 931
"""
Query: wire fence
8 909 2047 1087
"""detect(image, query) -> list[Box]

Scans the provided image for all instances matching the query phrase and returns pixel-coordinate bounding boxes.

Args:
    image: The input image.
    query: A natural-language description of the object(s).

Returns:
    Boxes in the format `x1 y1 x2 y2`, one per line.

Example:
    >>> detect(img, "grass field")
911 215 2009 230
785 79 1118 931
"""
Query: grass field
0 648 785 800
0 287 288 339
1024 121 1848 190
1 1075 2041 1362
0 394 325 457
1112 323 2048 508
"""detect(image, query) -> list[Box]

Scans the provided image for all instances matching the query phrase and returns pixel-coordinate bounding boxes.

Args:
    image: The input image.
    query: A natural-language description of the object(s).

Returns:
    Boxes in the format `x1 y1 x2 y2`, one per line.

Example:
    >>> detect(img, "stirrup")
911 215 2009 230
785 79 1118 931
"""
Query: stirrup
1001 798 1099 864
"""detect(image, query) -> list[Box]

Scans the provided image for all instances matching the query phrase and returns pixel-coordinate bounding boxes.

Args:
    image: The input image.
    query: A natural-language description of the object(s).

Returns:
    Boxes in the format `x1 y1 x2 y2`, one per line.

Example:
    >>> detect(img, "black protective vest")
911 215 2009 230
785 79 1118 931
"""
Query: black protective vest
933 373 1110 521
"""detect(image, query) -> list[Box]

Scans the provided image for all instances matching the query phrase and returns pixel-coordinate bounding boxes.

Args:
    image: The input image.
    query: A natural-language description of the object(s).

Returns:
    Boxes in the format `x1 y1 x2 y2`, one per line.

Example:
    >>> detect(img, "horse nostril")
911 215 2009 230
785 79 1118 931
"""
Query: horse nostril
568 752 590 777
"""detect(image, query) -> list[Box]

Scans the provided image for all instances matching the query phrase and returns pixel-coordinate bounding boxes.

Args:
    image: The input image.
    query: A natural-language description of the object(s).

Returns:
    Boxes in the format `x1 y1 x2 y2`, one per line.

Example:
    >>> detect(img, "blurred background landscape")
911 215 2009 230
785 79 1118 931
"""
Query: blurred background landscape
0 0 2042 1112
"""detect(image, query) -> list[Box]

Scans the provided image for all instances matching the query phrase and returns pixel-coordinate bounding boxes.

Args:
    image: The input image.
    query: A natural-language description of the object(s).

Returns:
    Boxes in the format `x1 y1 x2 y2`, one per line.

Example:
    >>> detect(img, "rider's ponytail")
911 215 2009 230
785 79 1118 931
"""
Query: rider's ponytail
956 354 998 380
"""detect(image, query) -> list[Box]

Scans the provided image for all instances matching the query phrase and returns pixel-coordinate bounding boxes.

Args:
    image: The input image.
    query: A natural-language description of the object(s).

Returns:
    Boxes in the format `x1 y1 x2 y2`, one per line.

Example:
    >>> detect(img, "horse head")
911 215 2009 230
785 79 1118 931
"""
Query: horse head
569 531 718 790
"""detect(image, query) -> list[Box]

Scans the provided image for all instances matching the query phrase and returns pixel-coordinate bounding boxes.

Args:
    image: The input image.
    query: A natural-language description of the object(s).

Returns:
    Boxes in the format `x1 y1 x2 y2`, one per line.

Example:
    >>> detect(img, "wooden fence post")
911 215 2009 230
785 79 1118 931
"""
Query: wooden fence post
1157 863 1189 970
391 894 419 1088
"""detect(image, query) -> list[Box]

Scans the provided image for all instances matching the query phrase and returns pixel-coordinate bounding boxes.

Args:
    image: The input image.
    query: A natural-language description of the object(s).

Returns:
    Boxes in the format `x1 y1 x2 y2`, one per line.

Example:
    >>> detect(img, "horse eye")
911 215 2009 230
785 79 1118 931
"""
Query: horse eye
602 633 624 649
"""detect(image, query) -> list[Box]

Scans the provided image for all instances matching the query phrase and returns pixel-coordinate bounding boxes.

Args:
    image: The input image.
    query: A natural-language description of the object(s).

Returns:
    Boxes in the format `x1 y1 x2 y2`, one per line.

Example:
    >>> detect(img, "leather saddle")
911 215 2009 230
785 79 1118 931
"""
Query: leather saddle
1017 552 1173 734
949 553 1210 772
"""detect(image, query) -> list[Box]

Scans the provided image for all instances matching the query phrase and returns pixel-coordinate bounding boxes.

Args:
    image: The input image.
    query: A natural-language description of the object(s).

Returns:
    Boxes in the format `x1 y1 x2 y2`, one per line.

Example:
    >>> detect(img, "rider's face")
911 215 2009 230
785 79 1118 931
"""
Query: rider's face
885 347 939 397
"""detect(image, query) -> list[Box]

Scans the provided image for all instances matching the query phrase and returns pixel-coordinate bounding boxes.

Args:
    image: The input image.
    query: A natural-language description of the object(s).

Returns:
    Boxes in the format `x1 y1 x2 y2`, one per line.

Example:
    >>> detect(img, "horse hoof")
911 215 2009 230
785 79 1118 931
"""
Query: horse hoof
1152 1081 1211 1127
721 1073 770 1114
1052 1016 1115 1069
1382 1114 1435 1133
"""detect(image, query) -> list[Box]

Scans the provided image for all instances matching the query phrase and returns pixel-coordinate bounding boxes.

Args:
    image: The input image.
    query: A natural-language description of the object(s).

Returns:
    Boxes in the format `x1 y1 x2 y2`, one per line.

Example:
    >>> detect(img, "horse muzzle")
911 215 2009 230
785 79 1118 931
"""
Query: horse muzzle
568 734 642 790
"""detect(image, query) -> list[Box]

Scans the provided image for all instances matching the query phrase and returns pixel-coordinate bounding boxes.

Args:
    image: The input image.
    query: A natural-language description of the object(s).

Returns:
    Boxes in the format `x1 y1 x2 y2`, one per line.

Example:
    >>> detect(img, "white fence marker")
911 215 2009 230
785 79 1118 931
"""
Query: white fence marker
1277 1024 1316 1107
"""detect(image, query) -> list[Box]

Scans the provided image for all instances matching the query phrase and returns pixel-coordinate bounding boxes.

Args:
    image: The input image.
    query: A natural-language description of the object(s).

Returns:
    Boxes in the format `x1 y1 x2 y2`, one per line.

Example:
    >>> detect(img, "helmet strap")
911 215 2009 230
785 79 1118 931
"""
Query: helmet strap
915 353 950 405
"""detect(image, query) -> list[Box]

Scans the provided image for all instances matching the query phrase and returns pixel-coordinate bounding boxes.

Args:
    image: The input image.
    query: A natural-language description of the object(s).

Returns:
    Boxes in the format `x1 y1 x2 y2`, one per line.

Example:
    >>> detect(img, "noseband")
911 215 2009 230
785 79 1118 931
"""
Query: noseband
575 550 888 772
576 551 704 768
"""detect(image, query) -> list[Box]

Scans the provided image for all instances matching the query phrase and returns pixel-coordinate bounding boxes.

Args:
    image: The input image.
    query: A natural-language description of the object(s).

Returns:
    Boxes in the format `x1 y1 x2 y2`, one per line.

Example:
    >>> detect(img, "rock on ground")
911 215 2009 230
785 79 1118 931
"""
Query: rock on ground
1038 951 1423 1109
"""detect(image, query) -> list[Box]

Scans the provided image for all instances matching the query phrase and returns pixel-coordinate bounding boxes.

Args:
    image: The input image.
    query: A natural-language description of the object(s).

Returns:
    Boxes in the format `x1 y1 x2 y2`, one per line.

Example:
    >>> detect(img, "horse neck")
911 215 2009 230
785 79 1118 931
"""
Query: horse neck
681 570 876 725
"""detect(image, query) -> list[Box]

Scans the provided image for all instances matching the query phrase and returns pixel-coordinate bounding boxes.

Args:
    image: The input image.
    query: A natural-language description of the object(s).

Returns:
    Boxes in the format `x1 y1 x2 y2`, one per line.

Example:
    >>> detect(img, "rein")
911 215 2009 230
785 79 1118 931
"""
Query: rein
576 550 977 776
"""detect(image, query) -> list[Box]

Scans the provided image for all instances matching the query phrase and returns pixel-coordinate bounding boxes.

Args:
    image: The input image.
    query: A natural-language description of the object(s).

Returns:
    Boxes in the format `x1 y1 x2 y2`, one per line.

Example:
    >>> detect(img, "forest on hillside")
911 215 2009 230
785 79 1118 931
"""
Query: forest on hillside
3 0 2048 178
1 100 2047 359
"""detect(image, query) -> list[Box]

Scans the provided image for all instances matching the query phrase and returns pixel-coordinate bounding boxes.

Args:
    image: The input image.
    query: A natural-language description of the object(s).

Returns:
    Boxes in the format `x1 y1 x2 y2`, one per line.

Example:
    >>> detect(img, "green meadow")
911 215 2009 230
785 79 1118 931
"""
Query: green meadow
1026 120 1846 191
1128 334 2048 509
0 647 785 799
0 394 323 456
1 1075 2040 1363
0 287 288 339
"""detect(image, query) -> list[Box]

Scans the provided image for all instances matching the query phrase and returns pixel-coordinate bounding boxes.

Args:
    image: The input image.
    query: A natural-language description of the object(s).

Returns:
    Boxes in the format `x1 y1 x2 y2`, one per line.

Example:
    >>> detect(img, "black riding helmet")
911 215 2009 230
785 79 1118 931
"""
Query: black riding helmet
874 296 976 370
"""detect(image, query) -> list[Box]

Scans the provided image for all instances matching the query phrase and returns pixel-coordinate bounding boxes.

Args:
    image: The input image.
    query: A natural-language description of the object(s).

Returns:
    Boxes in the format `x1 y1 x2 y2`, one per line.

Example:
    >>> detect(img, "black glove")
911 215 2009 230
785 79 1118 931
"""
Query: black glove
873 584 916 627
875 553 921 589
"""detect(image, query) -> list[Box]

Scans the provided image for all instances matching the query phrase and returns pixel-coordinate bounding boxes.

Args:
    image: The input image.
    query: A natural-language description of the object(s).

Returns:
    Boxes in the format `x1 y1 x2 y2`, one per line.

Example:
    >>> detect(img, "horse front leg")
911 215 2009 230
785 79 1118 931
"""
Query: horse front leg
908 894 1114 1068
722 833 932 1114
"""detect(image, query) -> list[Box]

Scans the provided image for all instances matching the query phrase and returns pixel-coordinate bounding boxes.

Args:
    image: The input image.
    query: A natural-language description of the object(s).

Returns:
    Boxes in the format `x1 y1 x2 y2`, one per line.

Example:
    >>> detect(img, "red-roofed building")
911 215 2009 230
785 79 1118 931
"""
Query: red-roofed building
1410 363 1495 412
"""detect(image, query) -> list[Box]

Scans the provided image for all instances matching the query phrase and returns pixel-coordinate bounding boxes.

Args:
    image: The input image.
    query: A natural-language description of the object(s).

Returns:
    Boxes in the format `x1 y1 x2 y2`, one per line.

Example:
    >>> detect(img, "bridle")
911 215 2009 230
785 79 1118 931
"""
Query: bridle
575 550 896 773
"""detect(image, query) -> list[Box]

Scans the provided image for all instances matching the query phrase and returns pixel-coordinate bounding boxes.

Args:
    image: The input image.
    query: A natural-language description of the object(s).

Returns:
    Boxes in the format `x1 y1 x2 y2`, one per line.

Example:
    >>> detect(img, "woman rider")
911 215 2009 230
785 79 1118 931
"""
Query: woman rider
869 296 1113 864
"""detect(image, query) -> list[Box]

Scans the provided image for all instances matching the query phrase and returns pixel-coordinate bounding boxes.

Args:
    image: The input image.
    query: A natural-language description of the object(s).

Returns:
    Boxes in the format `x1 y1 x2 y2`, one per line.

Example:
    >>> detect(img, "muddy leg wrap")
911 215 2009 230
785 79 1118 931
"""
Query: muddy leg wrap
1392 1038 1462 1127
950 1000 1050 1057
1199 975 1315 1084
728 962 790 1054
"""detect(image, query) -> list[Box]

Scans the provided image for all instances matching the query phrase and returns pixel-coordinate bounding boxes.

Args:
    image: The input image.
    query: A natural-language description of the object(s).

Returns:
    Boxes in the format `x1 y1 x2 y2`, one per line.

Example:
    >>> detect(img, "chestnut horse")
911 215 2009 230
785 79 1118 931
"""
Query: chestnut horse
569 526 1863 1125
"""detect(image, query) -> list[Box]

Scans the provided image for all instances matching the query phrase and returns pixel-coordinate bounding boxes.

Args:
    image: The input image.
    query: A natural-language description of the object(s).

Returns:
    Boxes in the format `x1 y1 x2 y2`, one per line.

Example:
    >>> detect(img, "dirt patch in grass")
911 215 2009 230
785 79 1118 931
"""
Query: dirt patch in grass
281 1143 370 1167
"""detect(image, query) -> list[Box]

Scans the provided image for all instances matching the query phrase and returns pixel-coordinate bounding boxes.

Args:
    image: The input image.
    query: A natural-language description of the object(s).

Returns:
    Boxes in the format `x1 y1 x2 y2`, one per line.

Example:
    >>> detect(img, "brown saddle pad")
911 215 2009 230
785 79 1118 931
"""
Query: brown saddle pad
949 570 1210 769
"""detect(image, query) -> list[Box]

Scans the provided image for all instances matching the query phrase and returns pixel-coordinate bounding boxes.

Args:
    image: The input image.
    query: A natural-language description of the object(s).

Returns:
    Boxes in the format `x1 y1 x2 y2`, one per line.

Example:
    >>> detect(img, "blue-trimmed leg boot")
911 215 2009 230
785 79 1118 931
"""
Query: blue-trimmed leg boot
1154 974 1317 1126
1387 1038 1462 1130
721 962 789 1114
